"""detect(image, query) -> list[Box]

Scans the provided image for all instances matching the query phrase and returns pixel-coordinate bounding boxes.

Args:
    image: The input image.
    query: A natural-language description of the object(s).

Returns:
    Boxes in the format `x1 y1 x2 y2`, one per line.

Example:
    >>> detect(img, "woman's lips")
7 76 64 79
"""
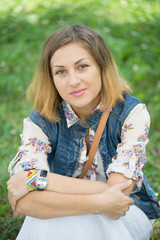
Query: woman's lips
70 88 87 97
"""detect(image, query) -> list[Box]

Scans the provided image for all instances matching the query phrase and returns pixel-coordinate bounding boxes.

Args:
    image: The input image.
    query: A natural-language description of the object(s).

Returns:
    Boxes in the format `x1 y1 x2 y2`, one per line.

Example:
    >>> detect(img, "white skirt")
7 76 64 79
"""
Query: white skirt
16 205 153 240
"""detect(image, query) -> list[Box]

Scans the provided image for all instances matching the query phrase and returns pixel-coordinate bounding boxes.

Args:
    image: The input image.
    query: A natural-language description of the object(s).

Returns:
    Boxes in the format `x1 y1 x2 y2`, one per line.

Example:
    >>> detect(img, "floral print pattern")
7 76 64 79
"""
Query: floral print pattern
137 124 149 142
17 149 29 158
21 137 52 154
116 143 146 190
8 119 51 175
21 159 38 171
107 104 150 190
120 123 133 147
63 102 79 127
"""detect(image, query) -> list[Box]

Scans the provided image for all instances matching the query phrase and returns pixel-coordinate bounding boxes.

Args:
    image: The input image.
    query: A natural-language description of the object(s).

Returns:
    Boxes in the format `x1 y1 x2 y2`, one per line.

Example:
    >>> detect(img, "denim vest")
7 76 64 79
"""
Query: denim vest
30 93 160 219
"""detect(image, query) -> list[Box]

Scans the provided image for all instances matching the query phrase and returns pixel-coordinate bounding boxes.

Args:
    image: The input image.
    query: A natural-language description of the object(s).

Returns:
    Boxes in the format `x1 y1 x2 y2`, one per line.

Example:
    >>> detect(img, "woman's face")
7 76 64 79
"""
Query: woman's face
50 42 102 114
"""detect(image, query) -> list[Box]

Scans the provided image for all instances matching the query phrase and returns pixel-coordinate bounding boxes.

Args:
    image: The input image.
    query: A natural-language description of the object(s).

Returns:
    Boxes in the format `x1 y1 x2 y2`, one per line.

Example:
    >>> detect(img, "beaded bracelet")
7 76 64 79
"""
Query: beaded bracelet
27 169 38 191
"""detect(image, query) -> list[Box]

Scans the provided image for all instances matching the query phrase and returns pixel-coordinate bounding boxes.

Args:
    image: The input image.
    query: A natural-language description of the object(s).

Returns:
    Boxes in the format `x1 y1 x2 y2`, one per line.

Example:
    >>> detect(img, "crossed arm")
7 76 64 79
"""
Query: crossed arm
7 171 135 220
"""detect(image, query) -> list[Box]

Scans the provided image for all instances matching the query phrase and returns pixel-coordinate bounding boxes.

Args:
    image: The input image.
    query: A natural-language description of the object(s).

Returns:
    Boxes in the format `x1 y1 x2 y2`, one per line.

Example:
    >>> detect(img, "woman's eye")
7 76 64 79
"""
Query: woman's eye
55 70 66 75
78 64 88 70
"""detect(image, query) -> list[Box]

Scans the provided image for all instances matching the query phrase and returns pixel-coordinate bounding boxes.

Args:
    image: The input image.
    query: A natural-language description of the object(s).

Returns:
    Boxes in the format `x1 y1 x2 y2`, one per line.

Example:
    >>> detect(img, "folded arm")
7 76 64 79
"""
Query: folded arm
15 175 133 219
8 169 133 219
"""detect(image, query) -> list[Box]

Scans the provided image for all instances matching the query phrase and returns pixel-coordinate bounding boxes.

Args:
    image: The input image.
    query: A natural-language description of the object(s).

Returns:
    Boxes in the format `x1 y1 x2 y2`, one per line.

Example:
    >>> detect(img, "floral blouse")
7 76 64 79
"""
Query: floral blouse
8 102 150 190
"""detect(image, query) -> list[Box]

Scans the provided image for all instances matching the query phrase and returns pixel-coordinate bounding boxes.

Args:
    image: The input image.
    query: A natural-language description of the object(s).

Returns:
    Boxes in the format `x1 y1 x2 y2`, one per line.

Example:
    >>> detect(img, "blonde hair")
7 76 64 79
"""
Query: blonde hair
27 24 131 121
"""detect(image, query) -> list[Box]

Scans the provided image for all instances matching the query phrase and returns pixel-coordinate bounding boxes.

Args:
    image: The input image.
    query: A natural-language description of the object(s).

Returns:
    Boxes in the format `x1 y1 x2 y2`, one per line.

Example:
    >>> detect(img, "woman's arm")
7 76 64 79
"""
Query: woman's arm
8 170 133 215
107 173 135 196
44 171 109 194
16 180 133 219
46 172 135 196
7 170 133 219
107 104 150 194
7 170 109 212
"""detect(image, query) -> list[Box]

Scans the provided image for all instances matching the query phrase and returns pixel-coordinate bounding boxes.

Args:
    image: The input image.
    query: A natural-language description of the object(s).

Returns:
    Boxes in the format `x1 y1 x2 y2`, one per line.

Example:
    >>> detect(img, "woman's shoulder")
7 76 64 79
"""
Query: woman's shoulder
111 93 141 124
29 109 50 126
29 109 59 136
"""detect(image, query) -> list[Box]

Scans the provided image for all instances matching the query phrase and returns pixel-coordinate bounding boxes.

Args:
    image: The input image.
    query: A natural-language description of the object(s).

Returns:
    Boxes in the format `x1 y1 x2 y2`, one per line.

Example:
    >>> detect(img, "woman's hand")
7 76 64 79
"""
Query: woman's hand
7 171 29 212
97 180 134 220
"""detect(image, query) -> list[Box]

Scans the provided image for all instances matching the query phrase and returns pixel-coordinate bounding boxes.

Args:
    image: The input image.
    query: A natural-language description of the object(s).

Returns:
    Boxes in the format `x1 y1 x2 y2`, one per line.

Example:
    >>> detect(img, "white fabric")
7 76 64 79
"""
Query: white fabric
8 118 50 175
16 205 153 240
107 103 150 190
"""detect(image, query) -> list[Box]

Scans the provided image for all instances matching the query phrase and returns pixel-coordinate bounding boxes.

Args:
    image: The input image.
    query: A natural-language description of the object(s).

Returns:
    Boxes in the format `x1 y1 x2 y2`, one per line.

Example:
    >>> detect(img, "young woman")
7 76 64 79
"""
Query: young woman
7 25 159 240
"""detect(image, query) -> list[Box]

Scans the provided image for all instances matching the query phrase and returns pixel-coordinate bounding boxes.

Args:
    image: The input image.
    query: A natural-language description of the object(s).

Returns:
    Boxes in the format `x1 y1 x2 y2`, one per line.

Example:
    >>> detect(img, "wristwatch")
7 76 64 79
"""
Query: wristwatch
36 170 48 191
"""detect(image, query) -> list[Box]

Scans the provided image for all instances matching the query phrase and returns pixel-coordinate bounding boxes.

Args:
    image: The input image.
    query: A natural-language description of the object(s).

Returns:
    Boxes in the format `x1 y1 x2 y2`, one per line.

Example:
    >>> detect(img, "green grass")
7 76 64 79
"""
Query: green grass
0 0 160 239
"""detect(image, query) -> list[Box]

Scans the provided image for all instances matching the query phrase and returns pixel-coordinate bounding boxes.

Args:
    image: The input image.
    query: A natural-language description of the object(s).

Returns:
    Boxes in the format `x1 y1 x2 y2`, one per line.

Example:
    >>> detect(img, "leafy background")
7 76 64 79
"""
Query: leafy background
0 0 160 239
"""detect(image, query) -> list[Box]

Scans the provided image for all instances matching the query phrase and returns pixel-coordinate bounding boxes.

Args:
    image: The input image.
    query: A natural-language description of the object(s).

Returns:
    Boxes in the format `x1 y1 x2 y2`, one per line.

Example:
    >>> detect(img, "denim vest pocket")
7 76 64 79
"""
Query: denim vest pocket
131 194 160 219
130 176 160 219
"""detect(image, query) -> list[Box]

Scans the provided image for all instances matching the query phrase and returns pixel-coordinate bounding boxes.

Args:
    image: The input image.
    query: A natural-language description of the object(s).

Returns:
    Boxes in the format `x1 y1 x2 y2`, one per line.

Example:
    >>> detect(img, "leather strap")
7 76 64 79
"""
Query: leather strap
79 110 111 179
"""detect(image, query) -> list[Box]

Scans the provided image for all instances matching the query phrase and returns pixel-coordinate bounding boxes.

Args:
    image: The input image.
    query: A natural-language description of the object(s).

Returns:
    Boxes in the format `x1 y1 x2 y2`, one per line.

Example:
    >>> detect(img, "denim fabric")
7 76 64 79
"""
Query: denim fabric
29 93 160 219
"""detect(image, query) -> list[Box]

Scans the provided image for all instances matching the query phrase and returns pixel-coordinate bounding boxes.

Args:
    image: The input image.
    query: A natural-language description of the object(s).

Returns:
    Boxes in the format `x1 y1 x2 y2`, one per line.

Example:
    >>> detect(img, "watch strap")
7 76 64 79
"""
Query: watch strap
40 170 48 178
27 169 38 191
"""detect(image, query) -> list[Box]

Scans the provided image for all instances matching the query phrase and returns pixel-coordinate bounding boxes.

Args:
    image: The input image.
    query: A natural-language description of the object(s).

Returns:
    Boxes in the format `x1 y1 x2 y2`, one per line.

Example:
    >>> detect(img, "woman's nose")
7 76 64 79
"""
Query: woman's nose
68 71 81 87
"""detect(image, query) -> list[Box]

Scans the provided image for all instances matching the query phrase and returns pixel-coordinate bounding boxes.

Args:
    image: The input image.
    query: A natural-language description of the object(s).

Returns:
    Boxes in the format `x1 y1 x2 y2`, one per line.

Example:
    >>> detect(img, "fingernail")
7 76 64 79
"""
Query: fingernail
127 180 132 184
13 212 20 217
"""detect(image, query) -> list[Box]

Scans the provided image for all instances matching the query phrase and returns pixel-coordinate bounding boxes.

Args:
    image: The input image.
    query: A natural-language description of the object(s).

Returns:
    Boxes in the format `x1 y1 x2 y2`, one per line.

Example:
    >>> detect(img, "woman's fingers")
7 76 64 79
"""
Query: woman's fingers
13 211 21 217
121 211 126 217
7 171 29 201
11 199 17 212
130 198 134 205
104 211 126 220
7 171 29 213
100 181 135 219
8 191 17 212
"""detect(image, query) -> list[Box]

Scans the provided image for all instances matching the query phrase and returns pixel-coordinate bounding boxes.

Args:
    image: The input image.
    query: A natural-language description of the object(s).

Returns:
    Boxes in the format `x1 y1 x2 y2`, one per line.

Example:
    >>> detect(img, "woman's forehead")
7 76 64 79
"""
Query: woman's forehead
50 42 94 66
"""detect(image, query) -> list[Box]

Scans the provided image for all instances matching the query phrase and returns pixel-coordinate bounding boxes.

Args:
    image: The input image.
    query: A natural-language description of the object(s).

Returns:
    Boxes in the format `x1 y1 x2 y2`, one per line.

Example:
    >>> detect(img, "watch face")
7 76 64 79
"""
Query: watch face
36 177 48 190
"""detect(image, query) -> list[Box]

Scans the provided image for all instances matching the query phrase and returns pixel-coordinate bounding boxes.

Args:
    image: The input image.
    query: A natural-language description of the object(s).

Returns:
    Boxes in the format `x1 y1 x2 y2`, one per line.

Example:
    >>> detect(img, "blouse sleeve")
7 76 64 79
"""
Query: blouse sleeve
8 118 51 176
106 103 150 190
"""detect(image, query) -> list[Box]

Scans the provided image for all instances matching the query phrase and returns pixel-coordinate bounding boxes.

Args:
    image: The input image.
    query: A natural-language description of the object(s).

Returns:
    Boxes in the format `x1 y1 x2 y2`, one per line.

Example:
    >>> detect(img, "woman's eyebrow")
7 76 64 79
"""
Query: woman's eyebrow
52 58 90 68
52 65 64 68
74 58 90 65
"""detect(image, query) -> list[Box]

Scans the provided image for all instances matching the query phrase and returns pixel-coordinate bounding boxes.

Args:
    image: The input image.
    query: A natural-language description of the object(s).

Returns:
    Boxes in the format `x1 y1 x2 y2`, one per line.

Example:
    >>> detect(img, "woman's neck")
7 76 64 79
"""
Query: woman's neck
71 98 101 126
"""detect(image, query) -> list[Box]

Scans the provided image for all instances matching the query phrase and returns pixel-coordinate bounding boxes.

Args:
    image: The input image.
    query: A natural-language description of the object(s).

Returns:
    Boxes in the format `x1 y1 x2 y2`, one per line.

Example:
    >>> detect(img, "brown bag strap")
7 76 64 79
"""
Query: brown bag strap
79 110 111 179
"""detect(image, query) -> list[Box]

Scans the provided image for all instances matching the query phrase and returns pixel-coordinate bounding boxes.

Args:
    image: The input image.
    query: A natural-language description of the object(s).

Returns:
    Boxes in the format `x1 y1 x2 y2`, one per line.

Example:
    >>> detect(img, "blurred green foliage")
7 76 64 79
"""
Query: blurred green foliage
0 0 160 239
